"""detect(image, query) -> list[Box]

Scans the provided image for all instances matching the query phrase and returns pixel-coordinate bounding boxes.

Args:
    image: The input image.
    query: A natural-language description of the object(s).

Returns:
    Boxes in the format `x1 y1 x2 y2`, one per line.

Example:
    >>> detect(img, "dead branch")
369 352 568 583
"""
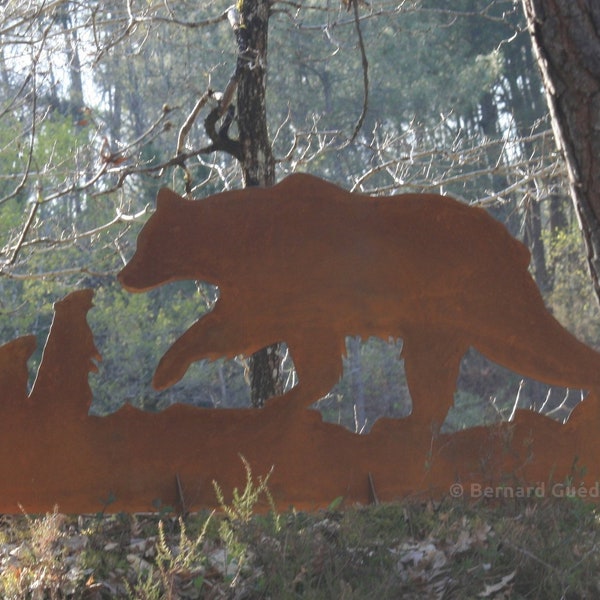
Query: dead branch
347 0 369 145
4 187 41 267
176 91 214 156
202 105 243 162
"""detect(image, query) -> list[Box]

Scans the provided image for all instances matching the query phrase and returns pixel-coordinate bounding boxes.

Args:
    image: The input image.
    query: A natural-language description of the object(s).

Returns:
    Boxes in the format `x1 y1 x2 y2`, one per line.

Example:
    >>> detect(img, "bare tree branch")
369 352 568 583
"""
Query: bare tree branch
348 0 369 144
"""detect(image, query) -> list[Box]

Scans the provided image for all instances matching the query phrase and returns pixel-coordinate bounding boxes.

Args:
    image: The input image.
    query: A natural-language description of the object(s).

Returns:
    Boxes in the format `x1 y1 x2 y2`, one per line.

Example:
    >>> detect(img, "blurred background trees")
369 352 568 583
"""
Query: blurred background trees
0 0 595 431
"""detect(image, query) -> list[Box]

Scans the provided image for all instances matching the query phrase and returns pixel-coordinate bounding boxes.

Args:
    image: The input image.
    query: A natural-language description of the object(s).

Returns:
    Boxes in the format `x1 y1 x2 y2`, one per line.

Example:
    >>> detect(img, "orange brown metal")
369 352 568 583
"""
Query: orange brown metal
2 173 600 513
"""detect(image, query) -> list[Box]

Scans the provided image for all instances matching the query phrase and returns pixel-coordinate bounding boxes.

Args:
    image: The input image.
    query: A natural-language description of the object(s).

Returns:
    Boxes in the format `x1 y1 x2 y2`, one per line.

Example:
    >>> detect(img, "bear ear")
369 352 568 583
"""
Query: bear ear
156 187 184 210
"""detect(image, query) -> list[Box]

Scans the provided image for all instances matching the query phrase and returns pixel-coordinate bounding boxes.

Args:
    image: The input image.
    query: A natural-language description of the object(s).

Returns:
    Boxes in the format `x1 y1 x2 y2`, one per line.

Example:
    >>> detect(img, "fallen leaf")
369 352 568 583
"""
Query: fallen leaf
479 570 516 597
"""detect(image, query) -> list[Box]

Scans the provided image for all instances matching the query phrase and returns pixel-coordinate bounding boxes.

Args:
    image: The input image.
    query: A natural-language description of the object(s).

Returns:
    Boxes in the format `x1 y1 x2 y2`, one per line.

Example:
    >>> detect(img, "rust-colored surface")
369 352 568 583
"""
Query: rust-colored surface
3 173 600 513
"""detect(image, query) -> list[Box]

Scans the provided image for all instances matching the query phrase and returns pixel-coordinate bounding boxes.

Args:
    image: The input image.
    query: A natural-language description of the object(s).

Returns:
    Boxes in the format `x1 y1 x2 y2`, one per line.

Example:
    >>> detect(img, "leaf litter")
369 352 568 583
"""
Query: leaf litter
0 497 599 598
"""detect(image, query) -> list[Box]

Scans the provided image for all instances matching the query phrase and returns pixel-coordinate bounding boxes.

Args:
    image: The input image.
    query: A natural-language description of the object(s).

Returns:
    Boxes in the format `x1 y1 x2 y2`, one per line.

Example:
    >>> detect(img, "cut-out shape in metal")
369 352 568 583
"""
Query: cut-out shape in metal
1 173 600 513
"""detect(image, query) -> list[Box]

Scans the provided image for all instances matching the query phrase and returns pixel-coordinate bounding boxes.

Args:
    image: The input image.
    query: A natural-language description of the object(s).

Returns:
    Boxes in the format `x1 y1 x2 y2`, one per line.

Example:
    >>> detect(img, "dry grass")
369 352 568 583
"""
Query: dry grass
0 495 599 599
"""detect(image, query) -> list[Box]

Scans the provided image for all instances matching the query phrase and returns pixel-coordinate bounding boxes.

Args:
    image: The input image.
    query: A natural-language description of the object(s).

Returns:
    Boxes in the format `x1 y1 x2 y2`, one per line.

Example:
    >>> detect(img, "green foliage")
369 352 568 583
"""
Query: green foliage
33 117 90 181
126 516 213 600
544 224 600 344
213 455 280 562
369 9 503 122
88 280 250 414
443 390 499 432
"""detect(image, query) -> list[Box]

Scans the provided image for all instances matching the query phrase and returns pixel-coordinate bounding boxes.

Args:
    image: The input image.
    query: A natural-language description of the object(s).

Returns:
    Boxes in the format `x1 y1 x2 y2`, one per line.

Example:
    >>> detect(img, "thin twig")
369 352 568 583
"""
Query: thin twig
508 380 524 422
368 473 380 505
5 186 41 267
176 473 188 518
348 0 369 144
0 266 113 281
3 206 149 256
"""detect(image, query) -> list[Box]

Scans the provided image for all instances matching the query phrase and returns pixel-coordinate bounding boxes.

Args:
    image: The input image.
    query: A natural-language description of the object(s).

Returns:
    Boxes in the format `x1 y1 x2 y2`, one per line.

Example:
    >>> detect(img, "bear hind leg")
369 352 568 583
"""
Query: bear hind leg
402 331 467 434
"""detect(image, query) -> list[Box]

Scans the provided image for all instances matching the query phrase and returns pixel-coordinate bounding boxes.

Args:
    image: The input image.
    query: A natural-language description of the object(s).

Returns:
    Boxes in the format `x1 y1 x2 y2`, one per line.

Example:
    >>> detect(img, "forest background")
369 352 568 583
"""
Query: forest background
0 0 596 433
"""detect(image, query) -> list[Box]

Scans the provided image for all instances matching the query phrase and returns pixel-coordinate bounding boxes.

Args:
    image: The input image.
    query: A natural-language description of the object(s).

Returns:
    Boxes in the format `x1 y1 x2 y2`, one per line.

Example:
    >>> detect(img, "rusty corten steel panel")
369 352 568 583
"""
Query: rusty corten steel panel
2 173 600 514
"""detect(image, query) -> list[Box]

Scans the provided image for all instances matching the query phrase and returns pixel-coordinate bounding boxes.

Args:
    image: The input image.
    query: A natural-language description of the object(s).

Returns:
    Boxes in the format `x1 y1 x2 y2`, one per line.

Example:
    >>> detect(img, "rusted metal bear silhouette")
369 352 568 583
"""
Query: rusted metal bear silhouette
4 174 600 513
118 173 600 428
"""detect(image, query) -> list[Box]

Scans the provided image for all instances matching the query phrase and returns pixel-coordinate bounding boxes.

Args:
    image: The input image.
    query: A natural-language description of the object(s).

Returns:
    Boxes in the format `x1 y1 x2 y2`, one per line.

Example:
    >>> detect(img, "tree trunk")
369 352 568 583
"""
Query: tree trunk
524 194 550 293
237 0 275 188
235 0 283 407
521 0 600 302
